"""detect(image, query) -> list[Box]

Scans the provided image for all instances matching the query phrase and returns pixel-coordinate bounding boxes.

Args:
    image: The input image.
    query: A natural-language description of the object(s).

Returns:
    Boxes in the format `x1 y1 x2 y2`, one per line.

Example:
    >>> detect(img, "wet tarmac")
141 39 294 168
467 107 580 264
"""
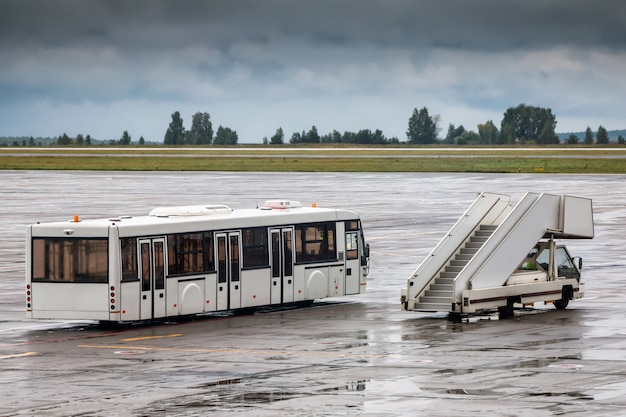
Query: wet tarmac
1 171 625 416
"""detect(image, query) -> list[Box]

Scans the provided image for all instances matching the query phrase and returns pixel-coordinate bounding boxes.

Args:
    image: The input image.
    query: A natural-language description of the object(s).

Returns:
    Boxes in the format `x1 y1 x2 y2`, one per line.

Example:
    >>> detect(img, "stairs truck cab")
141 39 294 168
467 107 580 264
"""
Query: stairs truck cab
401 192 594 316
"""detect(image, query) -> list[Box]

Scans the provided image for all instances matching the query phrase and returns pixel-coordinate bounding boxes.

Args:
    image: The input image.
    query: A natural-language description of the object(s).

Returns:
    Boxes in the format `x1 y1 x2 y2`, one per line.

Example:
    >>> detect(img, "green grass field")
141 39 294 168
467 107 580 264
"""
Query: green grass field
1 146 625 173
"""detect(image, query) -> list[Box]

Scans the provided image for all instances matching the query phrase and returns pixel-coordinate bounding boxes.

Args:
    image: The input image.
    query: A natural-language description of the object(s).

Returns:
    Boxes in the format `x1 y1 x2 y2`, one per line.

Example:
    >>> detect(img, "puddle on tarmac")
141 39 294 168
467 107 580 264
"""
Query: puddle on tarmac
434 354 582 373
138 390 302 416
434 368 476 375
527 391 593 400
138 376 367 416
118 371 602 415
493 355 582 370
513 337 579 347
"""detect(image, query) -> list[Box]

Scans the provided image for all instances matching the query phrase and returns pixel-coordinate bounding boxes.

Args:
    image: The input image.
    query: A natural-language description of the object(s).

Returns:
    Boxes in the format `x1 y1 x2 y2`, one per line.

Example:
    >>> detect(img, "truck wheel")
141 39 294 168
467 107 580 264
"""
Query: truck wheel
554 298 569 310
554 287 572 310
498 305 514 318
498 297 517 318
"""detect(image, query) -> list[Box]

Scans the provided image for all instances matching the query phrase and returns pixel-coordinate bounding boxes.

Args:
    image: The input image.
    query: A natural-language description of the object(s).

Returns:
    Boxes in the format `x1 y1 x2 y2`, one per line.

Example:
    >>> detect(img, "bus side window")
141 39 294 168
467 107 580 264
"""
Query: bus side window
121 238 138 282
295 222 336 263
32 238 108 283
346 232 358 260
242 227 269 269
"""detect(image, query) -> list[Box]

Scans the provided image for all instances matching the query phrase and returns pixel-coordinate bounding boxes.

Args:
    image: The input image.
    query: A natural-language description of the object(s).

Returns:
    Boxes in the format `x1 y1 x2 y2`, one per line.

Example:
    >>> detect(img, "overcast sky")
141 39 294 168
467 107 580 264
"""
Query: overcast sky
1 0 625 143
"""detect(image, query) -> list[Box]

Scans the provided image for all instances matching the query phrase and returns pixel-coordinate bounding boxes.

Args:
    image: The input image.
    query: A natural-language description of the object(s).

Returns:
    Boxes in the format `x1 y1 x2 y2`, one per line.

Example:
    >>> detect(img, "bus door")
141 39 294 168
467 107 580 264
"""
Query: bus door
270 227 295 304
344 230 361 295
216 232 241 310
138 237 166 320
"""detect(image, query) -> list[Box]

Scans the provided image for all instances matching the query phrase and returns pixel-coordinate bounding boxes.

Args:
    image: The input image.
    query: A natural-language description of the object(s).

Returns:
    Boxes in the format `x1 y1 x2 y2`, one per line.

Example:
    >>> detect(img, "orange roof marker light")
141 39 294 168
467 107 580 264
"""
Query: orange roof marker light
312 203 317 208
73 215 80 222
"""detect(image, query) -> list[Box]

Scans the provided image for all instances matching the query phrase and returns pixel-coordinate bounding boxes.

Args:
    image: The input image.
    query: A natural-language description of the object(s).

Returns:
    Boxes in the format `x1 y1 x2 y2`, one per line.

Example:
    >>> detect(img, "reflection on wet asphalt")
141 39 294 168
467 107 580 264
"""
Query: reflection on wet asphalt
1 171 626 416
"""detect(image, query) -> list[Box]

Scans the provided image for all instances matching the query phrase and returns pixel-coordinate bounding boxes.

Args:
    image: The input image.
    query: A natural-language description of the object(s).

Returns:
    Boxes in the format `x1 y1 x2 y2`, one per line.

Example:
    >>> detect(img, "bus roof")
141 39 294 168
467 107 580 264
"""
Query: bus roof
29 201 361 238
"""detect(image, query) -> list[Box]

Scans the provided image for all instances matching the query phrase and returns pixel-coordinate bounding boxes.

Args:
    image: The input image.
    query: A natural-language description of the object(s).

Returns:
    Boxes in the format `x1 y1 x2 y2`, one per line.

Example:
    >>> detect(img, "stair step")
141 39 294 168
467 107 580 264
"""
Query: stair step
410 223 500 312
430 283 453 291
480 225 498 231
420 295 452 304
460 247 479 255
475 230 493 237
412 302 453 312
425 289 453 297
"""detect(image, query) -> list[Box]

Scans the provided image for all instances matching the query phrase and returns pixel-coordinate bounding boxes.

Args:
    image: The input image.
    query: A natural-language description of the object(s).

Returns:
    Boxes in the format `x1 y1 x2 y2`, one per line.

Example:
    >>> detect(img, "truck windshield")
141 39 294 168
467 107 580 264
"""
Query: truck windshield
536 246 580 280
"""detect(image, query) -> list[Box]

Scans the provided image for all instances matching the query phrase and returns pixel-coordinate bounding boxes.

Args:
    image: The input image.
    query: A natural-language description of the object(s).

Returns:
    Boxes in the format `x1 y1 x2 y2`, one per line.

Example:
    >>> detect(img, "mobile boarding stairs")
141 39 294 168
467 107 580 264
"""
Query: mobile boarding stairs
401 192 594 315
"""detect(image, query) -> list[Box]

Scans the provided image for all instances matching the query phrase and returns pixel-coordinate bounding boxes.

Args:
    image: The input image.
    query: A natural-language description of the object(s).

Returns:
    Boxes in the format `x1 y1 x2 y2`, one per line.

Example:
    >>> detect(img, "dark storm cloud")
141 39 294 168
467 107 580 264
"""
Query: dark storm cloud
1 0 625 141
2 0 625 51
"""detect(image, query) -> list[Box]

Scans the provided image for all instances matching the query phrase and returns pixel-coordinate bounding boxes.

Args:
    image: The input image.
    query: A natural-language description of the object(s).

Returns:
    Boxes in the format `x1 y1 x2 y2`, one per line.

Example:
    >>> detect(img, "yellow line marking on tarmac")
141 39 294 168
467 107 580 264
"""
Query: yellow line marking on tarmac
78 344 385 359
0 352 38 360
121 333 183 342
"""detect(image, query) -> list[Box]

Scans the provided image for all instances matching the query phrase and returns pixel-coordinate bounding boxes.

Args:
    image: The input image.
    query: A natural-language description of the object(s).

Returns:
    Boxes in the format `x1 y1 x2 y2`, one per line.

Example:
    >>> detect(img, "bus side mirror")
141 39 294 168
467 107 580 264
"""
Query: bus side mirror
361 243 370 266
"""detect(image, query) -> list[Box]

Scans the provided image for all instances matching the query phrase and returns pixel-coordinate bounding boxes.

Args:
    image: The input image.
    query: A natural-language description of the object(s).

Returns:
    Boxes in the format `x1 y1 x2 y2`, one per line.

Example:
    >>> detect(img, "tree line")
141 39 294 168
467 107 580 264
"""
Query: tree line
163 111 239 145
440 104 623 145
3 103 624 147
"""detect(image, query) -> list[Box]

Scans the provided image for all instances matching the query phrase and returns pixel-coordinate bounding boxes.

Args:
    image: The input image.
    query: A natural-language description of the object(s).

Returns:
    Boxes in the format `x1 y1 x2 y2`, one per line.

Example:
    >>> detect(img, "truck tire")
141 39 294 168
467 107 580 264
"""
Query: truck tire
498 297 517 318
554 287 572 310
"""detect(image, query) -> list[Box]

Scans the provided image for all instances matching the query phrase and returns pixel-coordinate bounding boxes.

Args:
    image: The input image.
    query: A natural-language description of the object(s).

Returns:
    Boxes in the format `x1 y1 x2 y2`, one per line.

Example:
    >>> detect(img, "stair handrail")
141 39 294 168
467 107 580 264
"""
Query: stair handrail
453 193 560 300
406 192 511 301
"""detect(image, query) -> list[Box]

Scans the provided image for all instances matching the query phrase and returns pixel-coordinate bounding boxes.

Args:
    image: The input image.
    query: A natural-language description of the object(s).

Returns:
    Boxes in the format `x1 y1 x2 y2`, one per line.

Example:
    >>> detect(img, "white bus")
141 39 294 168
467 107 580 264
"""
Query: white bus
26 200 370 323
